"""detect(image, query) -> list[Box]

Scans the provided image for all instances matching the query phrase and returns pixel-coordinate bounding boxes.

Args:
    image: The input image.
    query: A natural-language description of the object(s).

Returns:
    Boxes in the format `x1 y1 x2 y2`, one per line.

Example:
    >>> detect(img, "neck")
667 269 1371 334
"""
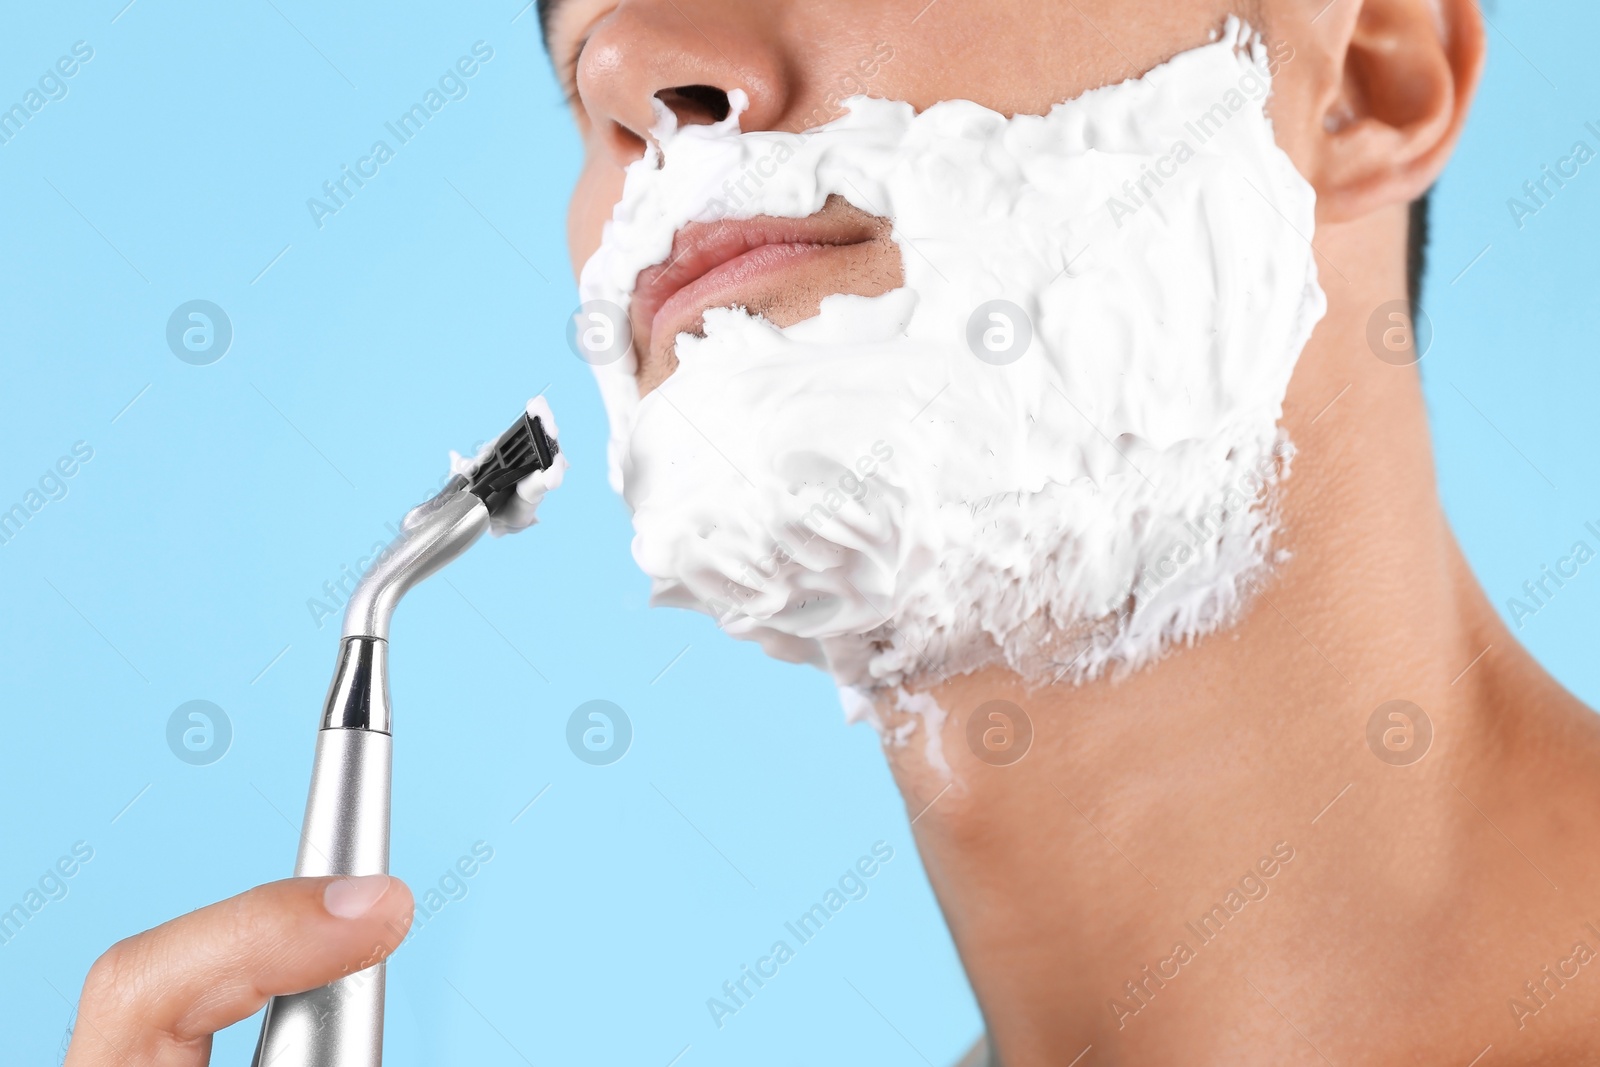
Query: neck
874 206 1599 1064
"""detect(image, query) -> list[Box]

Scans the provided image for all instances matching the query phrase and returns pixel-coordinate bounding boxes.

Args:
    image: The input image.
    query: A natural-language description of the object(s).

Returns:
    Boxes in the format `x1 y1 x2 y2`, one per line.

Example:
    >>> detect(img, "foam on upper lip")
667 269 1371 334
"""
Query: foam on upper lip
579 18 1325 699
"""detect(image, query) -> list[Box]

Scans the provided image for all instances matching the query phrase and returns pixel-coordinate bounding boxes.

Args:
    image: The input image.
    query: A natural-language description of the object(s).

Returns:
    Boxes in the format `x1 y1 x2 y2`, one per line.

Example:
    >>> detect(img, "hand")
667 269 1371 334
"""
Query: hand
65 875 414 1066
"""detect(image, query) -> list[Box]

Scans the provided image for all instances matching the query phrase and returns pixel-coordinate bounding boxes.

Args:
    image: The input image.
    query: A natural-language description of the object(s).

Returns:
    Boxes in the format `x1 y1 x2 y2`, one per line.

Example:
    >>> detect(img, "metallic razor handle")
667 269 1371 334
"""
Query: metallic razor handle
252 639 394 1067
250 481 499 1066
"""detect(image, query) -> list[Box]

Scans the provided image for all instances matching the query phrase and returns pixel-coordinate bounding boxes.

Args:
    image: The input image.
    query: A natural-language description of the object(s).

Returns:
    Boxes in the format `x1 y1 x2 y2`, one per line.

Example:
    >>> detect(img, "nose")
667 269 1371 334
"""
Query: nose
574 1 793 169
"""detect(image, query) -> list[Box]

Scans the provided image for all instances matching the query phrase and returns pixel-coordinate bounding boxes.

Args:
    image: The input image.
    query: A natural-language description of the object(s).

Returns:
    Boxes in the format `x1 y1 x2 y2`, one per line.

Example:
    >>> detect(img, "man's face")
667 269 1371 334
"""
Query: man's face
548 0 1326 696
544 0 1299 393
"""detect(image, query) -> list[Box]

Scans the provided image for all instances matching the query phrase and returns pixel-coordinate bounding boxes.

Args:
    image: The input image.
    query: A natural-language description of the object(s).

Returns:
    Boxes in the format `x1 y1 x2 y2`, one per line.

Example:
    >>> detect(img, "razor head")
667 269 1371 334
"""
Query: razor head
465 412 561 517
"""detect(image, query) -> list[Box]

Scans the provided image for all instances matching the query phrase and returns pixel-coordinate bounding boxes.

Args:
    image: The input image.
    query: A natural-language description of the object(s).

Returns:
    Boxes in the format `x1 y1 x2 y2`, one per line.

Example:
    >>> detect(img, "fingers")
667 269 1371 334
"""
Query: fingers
66 875 413 1067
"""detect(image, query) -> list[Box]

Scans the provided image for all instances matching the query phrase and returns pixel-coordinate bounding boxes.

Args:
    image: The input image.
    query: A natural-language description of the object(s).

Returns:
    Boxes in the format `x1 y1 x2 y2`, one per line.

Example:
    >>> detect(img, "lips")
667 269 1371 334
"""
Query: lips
627 207 890 385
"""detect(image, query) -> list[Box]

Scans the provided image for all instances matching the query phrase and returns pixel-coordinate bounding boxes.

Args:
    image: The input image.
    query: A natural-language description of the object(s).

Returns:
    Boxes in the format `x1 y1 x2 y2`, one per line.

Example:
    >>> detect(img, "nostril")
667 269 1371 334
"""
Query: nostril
655 84 732 125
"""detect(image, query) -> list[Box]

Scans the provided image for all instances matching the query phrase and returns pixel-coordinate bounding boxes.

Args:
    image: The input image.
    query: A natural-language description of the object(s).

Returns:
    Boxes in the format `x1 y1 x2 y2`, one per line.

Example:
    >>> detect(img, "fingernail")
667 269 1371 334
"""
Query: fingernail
324 874 393 919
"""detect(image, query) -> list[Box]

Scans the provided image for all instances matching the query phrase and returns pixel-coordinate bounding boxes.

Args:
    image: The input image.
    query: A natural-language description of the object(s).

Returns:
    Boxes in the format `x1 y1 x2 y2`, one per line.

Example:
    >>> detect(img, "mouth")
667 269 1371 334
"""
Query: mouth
627 196 900 394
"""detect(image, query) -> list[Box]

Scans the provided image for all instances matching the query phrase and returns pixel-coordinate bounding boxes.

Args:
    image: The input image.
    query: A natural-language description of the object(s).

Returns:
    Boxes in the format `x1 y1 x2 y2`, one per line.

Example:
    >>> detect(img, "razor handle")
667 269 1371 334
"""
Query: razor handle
252 638 393 1067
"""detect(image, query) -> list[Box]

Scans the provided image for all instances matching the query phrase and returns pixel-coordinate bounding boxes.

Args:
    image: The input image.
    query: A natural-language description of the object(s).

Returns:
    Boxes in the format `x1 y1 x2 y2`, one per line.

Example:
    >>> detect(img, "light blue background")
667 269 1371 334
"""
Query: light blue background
0 2 1594 1065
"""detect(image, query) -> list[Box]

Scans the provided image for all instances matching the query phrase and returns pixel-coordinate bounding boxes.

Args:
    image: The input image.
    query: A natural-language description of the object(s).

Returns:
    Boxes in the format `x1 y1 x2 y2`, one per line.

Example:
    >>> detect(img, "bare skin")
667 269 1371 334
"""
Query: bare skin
68 1 1600 1064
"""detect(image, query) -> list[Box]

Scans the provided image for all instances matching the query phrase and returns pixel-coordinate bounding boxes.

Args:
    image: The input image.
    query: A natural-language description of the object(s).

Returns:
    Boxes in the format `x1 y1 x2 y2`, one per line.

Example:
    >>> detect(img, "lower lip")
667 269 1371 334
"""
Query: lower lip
649 241 860 352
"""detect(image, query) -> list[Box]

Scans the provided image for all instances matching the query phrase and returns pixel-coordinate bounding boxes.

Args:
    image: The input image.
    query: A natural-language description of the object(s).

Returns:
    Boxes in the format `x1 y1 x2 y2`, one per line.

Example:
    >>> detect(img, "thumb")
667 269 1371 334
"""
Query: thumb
66 875 413 1067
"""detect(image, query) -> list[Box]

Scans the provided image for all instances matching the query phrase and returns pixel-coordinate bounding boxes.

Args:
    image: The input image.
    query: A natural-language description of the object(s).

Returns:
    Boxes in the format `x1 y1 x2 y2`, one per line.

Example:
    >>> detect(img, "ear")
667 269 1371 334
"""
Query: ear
1302 0 1486 223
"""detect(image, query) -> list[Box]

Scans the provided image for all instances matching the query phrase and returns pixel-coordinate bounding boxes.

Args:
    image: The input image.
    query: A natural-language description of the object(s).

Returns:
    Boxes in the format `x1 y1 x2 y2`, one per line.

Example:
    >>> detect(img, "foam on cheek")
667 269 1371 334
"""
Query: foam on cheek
580 18 1325 702
893 688 949 777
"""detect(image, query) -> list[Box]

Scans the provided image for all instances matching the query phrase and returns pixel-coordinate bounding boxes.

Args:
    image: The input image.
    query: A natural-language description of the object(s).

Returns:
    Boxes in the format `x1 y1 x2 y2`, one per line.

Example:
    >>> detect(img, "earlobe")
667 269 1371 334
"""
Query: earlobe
1305 0 1485 223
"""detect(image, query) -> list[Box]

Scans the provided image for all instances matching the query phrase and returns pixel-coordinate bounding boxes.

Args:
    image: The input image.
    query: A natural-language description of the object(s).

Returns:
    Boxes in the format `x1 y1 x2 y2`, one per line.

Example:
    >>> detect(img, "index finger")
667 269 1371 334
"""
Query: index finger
65 875 413 1067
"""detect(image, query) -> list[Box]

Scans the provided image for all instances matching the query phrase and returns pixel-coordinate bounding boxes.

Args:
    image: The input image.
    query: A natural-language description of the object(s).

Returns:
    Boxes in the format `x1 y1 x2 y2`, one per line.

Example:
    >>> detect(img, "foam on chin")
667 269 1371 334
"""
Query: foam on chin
581 19 1325 701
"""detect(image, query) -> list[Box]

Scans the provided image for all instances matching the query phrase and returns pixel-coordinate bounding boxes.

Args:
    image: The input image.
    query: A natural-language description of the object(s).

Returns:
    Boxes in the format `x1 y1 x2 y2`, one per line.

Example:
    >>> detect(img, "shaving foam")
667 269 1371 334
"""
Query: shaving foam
580 19 1324 702
450 396 569 535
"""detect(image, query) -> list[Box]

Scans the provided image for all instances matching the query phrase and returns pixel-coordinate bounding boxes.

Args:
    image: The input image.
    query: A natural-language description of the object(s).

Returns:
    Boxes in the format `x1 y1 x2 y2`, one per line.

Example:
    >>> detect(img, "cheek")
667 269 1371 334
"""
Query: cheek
858 3 1244 118
1262 68 1322 193
568 153 627 276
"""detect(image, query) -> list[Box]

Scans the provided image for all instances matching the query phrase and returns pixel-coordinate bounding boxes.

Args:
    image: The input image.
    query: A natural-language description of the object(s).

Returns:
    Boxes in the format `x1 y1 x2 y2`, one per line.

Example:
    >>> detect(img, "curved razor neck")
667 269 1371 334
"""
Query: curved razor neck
342 489 490 641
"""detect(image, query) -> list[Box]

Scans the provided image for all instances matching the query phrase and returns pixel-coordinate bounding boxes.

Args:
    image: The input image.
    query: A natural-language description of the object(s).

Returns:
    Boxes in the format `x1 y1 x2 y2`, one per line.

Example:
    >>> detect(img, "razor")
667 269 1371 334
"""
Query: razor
250 409 560 1067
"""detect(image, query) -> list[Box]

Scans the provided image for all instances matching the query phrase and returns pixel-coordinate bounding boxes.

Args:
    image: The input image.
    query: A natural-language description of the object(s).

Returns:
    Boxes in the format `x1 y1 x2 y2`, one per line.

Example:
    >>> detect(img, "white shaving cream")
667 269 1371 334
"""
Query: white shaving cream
580 19 1323 708
450 396 569 535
